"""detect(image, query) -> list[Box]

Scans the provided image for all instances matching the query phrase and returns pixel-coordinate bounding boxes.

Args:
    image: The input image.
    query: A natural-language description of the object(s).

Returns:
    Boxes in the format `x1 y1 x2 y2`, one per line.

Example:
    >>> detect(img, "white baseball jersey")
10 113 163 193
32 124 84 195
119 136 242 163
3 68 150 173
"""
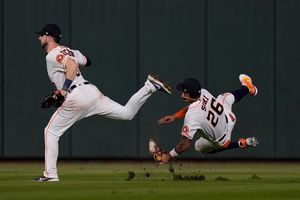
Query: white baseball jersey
181 89 235 147
46 46 87 90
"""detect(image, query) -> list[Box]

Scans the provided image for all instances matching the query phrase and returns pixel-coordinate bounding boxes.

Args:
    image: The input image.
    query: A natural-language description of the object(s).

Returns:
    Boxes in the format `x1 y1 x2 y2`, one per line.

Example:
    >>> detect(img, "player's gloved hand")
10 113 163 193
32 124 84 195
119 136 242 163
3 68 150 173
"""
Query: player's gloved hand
149 138 172 164
53 90 66 107
157 115 177 125
41 94 56 109
153 151 172 163
41 90 66 109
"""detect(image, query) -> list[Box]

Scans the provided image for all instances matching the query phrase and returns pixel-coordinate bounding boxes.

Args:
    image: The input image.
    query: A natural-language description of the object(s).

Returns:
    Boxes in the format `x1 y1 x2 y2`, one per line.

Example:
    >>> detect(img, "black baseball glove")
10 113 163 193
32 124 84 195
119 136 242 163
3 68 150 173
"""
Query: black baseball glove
41 90 65 109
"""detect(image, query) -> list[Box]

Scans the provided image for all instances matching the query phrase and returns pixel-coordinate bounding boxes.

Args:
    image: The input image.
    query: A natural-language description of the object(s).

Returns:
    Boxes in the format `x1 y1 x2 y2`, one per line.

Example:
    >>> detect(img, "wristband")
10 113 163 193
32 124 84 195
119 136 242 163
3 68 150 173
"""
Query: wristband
62 79 73 91
169 148 180 157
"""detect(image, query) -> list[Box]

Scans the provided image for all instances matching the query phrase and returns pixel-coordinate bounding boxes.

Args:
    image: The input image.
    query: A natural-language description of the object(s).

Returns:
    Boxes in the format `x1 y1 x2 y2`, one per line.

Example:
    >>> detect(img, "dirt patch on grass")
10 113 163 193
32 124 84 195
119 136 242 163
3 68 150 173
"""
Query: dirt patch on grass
125 171 135 181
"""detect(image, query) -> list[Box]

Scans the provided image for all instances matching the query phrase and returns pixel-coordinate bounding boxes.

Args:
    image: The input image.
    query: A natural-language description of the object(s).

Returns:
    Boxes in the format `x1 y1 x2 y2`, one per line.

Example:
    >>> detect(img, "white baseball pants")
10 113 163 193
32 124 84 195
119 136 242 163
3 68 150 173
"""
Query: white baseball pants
43 80 157 178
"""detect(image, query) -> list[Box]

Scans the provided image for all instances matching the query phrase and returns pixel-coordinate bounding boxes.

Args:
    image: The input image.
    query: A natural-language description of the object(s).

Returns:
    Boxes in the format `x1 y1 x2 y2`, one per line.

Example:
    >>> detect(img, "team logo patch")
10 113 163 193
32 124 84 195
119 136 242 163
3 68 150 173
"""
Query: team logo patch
56 54 65 63
181 124 189 137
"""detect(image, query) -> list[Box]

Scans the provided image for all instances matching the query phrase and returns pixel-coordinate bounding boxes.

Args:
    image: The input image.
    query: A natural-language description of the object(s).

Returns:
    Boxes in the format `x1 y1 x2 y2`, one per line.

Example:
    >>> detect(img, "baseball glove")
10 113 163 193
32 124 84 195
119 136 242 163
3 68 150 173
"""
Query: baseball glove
41 90 65 109
149 138 166 163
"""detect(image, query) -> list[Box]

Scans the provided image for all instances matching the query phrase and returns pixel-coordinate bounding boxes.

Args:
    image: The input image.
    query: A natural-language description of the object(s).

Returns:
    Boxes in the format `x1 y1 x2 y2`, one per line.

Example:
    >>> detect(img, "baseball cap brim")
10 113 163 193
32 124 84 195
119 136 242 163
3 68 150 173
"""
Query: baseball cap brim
35 30 47 35
176 83 185 92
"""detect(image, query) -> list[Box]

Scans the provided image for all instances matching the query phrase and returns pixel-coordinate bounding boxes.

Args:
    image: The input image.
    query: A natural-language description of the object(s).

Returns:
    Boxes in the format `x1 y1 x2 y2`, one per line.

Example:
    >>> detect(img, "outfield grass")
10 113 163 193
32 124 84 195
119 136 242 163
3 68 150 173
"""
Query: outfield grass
0 160 300 200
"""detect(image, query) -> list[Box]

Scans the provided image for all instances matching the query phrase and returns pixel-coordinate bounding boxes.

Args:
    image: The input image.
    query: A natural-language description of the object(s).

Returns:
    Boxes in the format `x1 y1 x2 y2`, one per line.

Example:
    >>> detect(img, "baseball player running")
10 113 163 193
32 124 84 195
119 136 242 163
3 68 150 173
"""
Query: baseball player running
33 24 172 181
149 74 258 163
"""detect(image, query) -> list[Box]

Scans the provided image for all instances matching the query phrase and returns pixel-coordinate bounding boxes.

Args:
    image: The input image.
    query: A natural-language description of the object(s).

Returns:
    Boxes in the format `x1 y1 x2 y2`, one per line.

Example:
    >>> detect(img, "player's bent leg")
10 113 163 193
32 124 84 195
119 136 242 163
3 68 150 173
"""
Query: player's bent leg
147 73 172 94
213 137 258 153
239 74 258 96
91 74 171 120
238 137 259 148
92 81 157 120
121 82 154 119
230 86 249 103
92 95 146 120
195 138 217 154
216 93 235 111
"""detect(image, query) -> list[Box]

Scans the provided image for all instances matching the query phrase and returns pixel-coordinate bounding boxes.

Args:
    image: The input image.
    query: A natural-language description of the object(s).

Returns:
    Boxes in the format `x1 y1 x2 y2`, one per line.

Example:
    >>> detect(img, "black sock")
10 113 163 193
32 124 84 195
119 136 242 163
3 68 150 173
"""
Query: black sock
207 141 240 154
230 86 249 103
226 141 240 149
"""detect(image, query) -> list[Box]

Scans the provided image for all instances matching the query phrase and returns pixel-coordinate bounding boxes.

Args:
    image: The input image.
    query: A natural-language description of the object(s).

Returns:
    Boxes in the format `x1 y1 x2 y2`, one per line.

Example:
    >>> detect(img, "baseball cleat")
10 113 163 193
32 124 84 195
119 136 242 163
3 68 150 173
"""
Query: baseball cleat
239 74 258 96
33 176 59 182
148 74 172 94
238 137 258 148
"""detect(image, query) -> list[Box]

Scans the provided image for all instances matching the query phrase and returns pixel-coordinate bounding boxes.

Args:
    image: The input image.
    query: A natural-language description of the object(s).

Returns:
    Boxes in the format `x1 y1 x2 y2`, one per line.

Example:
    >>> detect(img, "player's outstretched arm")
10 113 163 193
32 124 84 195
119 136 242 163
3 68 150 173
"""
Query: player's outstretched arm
157 115 177 125
157 106 189 125
174 136 192 154
149 136 192 164
163 136 192 163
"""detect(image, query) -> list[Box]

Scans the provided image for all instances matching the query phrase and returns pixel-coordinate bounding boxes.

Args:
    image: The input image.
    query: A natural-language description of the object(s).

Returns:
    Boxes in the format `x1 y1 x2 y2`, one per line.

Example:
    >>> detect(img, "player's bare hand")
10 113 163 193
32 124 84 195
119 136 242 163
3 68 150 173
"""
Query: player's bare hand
157 115 176 125
56 90 67 97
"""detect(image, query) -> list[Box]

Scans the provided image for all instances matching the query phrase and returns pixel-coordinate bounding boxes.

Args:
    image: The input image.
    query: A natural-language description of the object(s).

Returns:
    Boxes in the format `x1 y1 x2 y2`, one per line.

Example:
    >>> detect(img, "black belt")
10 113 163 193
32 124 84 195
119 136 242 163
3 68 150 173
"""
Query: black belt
68 82 90 93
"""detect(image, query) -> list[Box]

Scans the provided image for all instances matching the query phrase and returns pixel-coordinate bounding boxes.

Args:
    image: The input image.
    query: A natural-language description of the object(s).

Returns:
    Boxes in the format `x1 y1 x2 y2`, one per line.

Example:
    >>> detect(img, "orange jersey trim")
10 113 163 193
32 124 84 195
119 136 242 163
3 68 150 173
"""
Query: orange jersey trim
175 106 188 119
222 140 231 148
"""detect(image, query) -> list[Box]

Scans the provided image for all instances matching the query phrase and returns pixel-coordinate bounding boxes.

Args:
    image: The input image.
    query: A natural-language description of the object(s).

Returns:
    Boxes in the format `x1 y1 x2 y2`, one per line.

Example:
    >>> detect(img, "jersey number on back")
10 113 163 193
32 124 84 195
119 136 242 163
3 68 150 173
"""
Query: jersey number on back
60 49 81 77
206 98 224 127
60 49 75 57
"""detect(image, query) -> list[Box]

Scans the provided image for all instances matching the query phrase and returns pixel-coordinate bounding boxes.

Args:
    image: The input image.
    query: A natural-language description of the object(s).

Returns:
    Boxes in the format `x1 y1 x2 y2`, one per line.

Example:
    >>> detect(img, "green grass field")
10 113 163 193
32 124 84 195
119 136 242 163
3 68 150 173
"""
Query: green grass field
0 160 300 200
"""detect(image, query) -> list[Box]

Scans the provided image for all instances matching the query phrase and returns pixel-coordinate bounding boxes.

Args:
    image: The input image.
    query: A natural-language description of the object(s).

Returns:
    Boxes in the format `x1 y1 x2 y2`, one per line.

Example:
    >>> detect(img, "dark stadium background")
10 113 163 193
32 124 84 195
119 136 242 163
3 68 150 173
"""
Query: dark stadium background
0 0 299 160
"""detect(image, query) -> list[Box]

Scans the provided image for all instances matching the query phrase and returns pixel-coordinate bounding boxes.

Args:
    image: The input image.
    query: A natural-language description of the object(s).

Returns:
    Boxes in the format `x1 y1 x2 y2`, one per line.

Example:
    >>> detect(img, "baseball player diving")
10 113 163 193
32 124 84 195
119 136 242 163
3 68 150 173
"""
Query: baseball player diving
149 74 259 163
33 24 172 181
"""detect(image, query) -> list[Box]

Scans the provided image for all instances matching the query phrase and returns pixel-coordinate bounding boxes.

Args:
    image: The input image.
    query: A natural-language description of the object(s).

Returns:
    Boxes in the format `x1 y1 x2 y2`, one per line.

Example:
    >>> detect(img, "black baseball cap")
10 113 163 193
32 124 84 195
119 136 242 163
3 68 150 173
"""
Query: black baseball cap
176 78 202 98
36 24 62 43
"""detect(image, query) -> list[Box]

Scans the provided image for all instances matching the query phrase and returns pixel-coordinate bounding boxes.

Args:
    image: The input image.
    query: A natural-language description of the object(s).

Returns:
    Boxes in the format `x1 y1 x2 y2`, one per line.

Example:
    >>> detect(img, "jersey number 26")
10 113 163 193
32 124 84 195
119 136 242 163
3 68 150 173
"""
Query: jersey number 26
206 98 224 127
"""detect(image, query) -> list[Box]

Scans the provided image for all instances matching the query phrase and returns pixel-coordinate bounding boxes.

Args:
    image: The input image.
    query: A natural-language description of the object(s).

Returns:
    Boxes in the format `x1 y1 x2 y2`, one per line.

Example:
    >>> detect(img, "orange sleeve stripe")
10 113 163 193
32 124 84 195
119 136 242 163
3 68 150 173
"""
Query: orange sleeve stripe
222 140 231 148
175 106 188 119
